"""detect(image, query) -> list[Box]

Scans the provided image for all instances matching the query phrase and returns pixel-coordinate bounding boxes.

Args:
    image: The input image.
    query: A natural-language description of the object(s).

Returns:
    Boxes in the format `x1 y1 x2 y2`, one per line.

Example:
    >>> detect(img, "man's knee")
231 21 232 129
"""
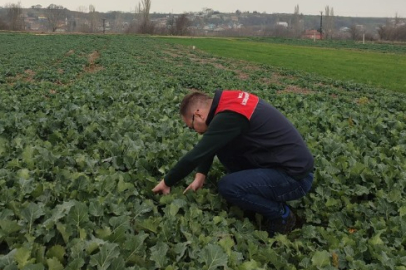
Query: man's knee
218 174 239 200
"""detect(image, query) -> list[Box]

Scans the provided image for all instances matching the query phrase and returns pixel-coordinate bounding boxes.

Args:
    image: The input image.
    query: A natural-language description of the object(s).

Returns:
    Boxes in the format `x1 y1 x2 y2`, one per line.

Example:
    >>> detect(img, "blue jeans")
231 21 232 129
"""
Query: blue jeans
217 168 313 220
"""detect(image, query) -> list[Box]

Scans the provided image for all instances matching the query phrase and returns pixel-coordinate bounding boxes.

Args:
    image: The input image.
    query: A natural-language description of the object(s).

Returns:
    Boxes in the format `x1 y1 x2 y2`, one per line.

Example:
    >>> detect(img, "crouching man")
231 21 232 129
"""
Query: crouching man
152 90 314 236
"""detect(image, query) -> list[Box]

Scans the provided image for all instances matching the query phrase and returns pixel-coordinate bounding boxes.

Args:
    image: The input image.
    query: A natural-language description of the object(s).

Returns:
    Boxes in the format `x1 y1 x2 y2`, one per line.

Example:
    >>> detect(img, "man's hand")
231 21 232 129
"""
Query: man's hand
152 179 171 195
183 173 206 194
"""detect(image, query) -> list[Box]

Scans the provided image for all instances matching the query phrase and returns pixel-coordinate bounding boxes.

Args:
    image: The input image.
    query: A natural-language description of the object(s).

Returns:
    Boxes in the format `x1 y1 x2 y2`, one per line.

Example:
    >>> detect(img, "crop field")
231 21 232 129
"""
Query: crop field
159 37 406 93
0 33 406 269
247 37 406 54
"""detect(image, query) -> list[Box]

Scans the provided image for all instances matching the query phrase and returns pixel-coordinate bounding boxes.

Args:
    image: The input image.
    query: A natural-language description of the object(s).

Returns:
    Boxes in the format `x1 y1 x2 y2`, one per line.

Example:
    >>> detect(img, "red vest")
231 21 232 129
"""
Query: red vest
214 90 259 120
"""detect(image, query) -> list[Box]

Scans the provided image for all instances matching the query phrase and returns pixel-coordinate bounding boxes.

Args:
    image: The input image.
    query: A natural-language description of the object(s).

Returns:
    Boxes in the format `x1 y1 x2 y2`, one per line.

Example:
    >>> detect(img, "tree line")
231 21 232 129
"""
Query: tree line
0 0 191 35
1 2 405 41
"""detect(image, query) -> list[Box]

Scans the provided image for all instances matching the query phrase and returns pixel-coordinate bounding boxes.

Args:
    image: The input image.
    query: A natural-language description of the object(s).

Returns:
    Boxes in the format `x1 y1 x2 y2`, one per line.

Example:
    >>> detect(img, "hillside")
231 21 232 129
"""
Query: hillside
0 6 395 37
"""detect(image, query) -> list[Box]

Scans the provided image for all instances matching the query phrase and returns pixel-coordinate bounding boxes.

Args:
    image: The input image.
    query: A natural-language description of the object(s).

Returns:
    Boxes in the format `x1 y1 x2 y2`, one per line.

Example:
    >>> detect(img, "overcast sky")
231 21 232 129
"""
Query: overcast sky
7 0 405 17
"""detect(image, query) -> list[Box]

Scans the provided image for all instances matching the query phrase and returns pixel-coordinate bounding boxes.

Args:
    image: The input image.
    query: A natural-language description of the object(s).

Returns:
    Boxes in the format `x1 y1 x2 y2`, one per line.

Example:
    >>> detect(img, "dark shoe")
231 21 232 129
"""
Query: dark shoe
265 206 296 237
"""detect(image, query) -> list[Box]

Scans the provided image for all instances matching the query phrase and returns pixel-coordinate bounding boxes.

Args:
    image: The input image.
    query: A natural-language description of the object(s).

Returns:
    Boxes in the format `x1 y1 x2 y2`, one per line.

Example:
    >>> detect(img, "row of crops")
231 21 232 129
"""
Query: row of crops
0 33 405 269
248 37 406 54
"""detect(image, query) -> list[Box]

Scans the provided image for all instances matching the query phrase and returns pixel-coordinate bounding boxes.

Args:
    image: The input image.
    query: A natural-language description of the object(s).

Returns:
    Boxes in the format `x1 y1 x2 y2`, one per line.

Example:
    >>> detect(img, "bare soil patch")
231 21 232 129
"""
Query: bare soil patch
277 85 315 95
24 69 36 82
164 50 183 58
84 51 104 73
237 72 250 80
66 50 75 56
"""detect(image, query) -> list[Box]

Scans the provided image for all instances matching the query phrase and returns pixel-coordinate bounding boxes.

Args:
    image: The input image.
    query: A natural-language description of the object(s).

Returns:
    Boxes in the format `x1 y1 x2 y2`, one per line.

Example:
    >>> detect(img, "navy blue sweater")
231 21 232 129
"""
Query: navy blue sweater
164 90 314 187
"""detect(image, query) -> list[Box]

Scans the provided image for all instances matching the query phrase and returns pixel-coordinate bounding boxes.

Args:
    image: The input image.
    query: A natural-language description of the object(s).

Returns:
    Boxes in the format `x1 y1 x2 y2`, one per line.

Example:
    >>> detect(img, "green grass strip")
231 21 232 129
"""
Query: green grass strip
159 37 406 93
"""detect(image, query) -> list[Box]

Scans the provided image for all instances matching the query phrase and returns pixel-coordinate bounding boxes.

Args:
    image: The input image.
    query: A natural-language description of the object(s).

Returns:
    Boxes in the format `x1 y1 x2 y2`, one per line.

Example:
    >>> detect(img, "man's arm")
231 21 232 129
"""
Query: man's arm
163 112 249 187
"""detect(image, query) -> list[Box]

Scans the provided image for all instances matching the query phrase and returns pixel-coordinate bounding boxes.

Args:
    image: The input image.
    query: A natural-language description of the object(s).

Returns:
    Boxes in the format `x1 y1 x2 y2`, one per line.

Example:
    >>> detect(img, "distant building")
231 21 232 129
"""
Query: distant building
277 22 288 28
302 30 322 39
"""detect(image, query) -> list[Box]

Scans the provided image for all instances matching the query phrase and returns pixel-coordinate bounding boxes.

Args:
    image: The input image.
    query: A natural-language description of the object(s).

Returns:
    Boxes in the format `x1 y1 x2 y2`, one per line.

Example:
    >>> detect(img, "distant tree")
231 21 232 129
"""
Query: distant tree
76 6 88 13
397 25 406 41
377 16 406 41
174 14 191 36
89 4 100 32
324 6 335 39
349 24 362 40
273 24 290 38
6 2 24 31
166 15 175 35
291 4 303 37
138 0 154 34
0 17 7 30
46 4 66 32
128 0 154 34
377 20 393 40
66 18 76 32
109 11 125 33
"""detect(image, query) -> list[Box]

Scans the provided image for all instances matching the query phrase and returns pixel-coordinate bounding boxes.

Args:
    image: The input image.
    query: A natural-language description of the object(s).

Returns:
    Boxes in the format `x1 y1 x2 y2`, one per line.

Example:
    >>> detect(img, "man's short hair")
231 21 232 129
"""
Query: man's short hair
180 91 211 116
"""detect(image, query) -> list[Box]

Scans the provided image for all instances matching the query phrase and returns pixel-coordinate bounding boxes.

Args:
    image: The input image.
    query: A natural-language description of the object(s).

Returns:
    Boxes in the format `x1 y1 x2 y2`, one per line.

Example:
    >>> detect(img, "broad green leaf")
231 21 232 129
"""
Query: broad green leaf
368 230 385 246
325 198 340 207
21 264 44 270
0 137 7 156
65 258 85 270
22 146 35 169
386 189 402 203
117 178 134 192
46 245 65 263
137 217 160 233
79 228 87 240
20 203 45 233
199 244 228 270
96 227 112 239
219 236 235 256
133 200 153 218
15 247 34 269
107 258 125 270
19 178 35 196
108 216 130 243
399 206 406 217
68 201 89 227
44 201 75 228
354 184 369 196
150 241 169 268
311 250 331 267
56 222 72 244
159 194 176 205
17 169 30 180
123 231 149 263
109 215 130 230
168 199 187 216
89 200 104 217
89 243 120 270
34 245 46 266
0 209 14 220
238 260 265 270
173 241 190 262
0 249 16 269
0 219 21 234
46 257 64 270
86 237 106 255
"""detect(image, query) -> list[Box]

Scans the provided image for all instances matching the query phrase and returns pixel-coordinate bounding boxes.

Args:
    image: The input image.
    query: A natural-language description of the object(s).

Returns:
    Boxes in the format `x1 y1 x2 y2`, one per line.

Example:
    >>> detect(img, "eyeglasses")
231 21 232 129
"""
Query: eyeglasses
189 114 195 130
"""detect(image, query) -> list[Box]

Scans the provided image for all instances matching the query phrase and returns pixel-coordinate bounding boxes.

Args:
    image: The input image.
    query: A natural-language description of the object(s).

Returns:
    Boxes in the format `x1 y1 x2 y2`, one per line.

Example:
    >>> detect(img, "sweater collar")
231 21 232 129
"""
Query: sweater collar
206 89 222 126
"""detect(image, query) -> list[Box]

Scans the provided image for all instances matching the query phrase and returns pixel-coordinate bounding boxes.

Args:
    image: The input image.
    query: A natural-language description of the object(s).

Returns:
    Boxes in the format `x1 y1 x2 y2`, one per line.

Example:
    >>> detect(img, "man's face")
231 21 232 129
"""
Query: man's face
182 110 208 135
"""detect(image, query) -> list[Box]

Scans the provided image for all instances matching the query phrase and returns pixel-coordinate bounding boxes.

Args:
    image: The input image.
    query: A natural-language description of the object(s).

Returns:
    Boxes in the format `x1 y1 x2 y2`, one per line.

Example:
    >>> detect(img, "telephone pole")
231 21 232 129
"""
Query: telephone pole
320 11 323 40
